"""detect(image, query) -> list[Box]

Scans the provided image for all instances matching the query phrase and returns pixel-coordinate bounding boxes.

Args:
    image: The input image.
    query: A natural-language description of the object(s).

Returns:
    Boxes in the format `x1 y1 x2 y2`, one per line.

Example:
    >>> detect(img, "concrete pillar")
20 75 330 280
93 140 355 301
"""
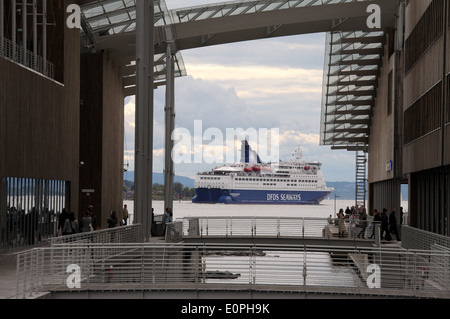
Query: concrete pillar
135 0 154 241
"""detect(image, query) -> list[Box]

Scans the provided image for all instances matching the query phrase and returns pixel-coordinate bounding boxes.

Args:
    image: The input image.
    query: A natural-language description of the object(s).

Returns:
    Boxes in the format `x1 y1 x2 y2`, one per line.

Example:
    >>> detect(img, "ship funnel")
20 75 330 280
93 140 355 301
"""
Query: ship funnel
240 140 262 164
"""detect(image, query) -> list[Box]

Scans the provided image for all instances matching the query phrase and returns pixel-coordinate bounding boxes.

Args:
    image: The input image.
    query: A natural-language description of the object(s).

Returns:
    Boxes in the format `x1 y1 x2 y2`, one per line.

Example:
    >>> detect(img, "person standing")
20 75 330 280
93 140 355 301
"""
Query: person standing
162 208 173 236
345 206 351 216
107 211 118 228
389 208 400 241
370 209 381 239
63 212 78 235
80 210 93 232
337 208 346 238
163 207 173 224
380 208 391 241
58 208 69 236
122 204 129 226
88 205 97 230
358 207 368 238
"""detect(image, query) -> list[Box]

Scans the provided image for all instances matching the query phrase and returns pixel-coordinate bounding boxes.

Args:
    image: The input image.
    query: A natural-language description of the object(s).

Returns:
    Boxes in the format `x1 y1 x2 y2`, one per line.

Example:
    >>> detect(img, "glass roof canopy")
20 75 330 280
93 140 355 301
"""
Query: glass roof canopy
78 0 390 127
171 0 376 23
80 0 186 92
320 30 385 152
81 0 173 39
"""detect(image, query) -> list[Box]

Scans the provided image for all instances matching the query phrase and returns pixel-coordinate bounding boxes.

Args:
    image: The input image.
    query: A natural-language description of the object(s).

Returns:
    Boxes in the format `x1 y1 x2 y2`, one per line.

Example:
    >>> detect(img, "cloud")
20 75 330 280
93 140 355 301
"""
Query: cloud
186 64 323 102
122 8 353 182
279 130 320 146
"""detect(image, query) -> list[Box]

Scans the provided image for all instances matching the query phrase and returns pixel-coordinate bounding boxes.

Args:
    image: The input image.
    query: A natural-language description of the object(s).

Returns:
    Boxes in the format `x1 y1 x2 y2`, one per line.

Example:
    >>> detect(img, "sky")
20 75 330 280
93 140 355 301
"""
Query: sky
123 0 356 183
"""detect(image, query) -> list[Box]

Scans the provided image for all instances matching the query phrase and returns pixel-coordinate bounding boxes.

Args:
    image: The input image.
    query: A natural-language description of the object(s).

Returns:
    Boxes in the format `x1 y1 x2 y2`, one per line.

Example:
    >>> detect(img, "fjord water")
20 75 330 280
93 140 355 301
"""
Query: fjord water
123 199 408 223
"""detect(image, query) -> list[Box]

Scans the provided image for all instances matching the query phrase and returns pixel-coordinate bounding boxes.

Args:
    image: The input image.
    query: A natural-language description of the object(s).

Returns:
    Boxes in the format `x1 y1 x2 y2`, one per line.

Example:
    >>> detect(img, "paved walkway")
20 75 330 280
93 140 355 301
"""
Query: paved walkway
0 244 49 299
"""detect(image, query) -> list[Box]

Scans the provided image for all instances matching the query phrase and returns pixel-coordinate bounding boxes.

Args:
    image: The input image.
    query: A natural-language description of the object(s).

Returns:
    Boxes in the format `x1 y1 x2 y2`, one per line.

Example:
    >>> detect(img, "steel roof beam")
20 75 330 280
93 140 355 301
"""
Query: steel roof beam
153 0 398 53
338 48 384 56
326 119 370 125
331 145 367 151
332 100 374 106
326 128 369 134
336 80 378 87
334 35 385 44
333 90 375 96
331 59 382 66
335 69 380 77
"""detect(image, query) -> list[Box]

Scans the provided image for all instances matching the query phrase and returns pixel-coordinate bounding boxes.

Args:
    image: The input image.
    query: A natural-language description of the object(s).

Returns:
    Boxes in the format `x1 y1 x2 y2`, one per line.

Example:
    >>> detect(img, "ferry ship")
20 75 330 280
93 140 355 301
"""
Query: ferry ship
192 141 334 205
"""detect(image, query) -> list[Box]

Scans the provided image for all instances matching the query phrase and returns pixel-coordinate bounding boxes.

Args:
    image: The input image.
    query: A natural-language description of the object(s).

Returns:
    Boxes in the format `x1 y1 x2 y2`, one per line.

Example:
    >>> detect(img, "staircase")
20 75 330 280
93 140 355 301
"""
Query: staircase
355 151 367 208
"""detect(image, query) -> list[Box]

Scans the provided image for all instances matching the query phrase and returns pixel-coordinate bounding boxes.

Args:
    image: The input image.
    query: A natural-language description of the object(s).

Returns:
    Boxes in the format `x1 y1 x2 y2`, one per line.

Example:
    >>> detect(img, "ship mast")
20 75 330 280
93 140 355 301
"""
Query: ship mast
294 147 302 162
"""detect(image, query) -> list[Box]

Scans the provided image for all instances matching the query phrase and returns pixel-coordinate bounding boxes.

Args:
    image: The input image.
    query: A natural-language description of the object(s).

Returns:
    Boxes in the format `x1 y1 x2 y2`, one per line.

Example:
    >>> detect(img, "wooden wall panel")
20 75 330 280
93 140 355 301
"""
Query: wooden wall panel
79 52 124 228
368 43 395 183
101 54 124 228
403 0 446 174
79 53 103 224
0 0 80 214
405 0 433 38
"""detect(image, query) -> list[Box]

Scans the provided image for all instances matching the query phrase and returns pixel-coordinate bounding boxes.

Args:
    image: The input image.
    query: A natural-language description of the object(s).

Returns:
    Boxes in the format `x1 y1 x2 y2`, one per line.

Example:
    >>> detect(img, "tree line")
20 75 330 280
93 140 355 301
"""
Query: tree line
123 181 196 200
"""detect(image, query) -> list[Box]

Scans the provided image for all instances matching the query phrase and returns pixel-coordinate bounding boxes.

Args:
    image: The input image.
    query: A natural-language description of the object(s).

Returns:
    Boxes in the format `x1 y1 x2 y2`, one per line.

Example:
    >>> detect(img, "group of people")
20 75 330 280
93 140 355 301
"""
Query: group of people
58 205 97 236
371 207 402 241
106 204 129 228
333 205 402 241
59 204 130 236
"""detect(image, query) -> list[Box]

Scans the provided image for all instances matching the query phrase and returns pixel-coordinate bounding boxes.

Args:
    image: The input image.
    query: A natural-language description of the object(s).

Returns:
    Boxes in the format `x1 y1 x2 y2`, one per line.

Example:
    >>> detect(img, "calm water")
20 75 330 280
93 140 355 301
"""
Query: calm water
123 199 408 224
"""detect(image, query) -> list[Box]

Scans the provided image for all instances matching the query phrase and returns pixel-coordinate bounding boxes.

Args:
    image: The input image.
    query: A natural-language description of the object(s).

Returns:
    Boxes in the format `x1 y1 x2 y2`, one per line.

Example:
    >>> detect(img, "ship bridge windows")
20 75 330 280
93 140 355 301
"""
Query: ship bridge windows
200 176 223 180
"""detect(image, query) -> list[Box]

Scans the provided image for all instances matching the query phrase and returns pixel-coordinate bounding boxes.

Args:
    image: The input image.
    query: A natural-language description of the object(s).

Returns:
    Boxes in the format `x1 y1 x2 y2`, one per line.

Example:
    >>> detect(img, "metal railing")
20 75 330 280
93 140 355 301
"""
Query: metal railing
50 224 144 246
166 216 379 242
402 225 450 251
0 35 54 79
15 243 450 299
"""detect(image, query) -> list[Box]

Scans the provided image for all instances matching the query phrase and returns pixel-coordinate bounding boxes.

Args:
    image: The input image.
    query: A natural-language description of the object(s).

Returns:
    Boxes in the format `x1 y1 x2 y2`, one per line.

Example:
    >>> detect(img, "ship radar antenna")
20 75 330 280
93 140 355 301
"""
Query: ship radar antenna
294 146 302 161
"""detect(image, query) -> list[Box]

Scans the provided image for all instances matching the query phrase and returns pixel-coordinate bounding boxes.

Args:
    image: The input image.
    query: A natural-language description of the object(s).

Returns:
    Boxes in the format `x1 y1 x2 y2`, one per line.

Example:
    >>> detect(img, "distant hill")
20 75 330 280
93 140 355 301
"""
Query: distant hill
327 181 356 200
123 171 195 188
123 174 408 201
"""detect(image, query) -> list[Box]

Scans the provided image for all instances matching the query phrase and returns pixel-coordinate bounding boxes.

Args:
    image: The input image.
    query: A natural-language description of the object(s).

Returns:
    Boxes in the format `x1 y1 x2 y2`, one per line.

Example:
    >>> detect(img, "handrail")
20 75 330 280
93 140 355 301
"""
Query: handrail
51 224 144 246
167 216 379 243
402 225 450 251
15 243 450 299
0 35 54 79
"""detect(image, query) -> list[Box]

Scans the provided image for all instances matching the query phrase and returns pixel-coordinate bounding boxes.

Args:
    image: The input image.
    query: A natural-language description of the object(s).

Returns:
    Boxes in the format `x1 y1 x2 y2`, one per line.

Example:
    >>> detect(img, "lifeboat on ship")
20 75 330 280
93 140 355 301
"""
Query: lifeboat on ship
244 167 253 173
252 166 261 172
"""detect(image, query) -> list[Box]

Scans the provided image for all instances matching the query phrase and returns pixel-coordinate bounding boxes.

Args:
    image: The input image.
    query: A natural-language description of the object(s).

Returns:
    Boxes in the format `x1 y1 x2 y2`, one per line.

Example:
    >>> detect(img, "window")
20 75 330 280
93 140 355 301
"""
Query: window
1 177 68 247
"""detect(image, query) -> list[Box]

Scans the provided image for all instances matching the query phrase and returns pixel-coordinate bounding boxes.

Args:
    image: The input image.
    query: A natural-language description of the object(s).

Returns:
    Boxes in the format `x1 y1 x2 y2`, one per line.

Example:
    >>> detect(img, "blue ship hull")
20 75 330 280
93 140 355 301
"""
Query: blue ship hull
192 188 331 205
